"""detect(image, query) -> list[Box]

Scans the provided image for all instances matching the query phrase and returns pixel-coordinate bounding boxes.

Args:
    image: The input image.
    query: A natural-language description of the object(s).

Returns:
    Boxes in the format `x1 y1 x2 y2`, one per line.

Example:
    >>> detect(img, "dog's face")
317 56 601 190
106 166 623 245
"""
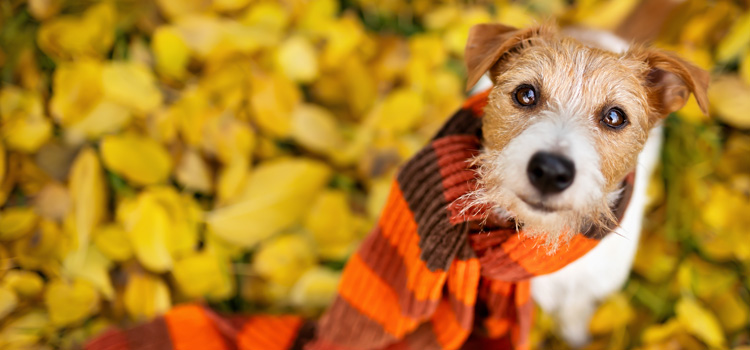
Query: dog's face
464 24 709 246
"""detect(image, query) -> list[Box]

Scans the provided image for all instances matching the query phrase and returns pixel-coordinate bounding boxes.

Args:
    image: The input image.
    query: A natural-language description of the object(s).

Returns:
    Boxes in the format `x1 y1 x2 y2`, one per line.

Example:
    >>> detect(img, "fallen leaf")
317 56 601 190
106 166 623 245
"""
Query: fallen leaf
123 274 171 320
102 61 163 115
206 158 331 247
0 286 18 320
708 76 750 129
44 279 100 327
2 270 44 299
676 298 725 349
100 134 172 186
253 233 316 287
0 207 38 241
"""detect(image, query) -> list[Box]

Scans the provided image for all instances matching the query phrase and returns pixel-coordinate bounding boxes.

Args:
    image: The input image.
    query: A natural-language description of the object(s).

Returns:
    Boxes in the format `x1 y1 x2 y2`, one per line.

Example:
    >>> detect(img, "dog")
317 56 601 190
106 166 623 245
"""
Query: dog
465 23 708 347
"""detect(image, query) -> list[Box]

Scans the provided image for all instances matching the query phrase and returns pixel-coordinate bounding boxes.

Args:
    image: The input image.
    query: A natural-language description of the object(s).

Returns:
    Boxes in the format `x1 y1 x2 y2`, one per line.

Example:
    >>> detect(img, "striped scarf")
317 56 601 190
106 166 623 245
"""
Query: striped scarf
87 90 634 350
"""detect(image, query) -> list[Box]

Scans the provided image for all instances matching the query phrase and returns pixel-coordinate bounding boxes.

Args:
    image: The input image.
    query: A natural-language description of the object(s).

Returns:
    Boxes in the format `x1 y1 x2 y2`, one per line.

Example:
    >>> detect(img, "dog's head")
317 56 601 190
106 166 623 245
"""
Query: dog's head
464 23 709 247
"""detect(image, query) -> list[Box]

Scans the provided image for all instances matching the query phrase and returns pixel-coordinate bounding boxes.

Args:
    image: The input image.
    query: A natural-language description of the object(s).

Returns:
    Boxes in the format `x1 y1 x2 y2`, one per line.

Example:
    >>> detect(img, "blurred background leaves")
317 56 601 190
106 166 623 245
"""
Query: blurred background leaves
0 0 749 349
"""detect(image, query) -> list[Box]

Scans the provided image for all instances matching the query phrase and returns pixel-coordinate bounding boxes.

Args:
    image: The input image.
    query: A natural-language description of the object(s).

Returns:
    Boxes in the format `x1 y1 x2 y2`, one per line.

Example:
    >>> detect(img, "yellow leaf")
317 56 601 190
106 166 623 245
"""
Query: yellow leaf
634 232 680 282
36 2 116 60
216 155 248 205
574 0 639 30
44 279 100 327
148 187 201 256
707 292 749 333
200 111 255 164
276 36 319 83
13 220 67 272
68 147 107 261
409 34 447 70
0 87 51 153
297 0 340 34
589 293 634 334
423 6 460 31
0 310 49 349
93 224 133 262
66 100 132 143
172 250 233 300
119 194 173 272
708 76 750 129
676 256 737 300
152 26 191 80
642 319 682 344
291 104 345 155
370 89 425 133
340 57 377 116
716 12 750 62
319 16 364 69
50 60 104 126
676 298 725 348
250 72 301 138
304 190 358 260
63 246 115 300
289 267 340 308
253 233 316 287
0 286 18 320
172 15 277 61
102 61 163 115
495 4 538 30
175 148 213 193
206 158 331 247
0 207 38 241
124 274 171 321
2 270 43 298
240 2 290 34
1 115 52 153
101 133 173 185
443 8 492 56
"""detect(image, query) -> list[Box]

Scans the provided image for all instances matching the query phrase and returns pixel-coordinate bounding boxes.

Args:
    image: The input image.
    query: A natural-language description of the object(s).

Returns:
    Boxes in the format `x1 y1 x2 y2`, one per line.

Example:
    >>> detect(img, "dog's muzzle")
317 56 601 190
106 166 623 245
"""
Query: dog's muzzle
527 152 576 195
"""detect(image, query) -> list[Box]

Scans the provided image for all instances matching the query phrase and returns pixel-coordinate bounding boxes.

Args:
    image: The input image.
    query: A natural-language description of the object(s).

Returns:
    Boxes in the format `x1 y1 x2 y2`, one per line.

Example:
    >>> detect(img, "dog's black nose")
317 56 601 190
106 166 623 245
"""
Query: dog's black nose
527 152 575 195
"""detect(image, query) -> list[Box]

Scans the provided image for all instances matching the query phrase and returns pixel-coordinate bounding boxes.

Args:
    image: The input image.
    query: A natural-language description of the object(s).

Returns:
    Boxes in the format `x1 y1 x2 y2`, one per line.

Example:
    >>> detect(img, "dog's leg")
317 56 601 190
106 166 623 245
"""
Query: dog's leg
530 125 663 347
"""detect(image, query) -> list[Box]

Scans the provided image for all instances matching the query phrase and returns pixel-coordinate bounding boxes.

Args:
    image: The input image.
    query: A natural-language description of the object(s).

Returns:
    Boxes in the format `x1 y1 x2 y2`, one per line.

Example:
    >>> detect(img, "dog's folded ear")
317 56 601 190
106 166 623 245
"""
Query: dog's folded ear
464 24 550 91
638 50 710 117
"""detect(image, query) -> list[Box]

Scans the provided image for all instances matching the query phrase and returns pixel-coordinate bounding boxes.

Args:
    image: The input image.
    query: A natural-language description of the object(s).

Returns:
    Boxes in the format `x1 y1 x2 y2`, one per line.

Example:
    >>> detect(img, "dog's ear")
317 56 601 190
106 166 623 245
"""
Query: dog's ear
464 24 547 91
640 50 710 117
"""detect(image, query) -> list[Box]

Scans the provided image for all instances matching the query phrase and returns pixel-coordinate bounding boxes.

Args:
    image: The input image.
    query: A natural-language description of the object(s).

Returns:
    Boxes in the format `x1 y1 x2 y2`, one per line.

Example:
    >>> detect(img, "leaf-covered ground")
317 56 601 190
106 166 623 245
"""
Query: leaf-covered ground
0 0 749 349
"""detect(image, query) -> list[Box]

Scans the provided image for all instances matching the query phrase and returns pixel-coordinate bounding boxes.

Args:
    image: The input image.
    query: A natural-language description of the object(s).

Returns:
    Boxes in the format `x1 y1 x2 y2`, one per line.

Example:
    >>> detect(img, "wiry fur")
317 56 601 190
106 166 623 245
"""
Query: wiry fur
464 31 655 250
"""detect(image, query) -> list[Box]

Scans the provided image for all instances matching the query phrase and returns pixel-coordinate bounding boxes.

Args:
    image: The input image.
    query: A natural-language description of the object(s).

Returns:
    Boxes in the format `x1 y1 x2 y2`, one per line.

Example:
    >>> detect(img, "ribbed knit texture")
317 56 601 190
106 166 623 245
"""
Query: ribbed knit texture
86 90 635 350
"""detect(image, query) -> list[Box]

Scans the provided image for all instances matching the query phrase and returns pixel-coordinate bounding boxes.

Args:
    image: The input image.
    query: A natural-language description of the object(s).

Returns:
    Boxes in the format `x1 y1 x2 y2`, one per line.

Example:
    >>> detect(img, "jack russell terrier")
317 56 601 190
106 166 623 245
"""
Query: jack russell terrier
466 24 708 347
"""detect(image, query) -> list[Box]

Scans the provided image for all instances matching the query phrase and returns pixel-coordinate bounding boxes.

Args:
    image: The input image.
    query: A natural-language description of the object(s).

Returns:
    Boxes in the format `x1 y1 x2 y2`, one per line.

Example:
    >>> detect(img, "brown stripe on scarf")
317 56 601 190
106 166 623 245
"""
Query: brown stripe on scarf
396 145 463 271
130 317 175 350
314 295 399 349
356 227 440 319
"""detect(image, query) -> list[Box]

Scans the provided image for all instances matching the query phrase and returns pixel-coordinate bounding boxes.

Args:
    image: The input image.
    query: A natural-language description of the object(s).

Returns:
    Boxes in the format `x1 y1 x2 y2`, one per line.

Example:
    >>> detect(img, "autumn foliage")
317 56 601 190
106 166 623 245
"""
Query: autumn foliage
0 0 749 349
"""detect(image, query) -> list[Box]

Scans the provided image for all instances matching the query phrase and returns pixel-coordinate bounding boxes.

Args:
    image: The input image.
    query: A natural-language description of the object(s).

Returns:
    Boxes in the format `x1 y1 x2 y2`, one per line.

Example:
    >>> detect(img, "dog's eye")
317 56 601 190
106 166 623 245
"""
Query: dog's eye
513 85 537 107
602 107 627 129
